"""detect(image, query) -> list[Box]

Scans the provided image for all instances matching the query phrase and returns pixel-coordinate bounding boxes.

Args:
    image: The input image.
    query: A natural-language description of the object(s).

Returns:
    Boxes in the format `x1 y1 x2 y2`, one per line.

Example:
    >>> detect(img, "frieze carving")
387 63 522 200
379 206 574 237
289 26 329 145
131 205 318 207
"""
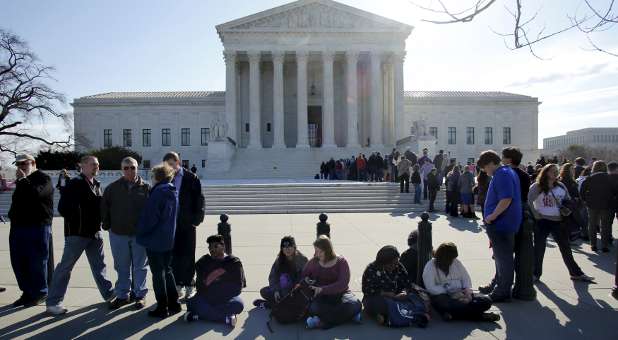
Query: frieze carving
230 3 390 30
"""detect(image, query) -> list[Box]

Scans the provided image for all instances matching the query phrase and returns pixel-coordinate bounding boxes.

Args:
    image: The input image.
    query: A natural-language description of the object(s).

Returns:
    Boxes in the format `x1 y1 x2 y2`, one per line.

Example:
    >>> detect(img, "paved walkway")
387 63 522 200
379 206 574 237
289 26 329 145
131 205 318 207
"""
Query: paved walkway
0 213 616 339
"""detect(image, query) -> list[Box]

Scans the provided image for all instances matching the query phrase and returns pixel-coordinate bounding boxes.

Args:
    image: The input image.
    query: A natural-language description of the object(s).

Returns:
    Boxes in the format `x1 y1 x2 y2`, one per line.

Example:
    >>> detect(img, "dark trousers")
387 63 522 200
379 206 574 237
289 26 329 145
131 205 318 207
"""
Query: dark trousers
172 225 196 286
428 189 438 211
308 291 362 328
587 208 613 249
187 293 244 323
9 225 51 299
423 181 428 199
534 219 584 278
430 294 492 320
147 249 179 310
399 174 410 193
446 191 459 216
486 226 515 298
362 295 389 318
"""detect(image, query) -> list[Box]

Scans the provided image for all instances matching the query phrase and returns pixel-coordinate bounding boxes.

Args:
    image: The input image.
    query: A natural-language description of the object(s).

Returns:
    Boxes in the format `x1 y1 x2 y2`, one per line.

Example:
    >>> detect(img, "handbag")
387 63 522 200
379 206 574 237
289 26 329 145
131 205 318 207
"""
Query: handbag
550 187 572 217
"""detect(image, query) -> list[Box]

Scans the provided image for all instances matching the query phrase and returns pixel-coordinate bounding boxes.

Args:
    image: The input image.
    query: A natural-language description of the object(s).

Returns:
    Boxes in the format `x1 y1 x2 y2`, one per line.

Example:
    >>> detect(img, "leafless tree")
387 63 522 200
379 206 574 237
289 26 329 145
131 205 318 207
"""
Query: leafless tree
0 29 71 156
410 0 618 58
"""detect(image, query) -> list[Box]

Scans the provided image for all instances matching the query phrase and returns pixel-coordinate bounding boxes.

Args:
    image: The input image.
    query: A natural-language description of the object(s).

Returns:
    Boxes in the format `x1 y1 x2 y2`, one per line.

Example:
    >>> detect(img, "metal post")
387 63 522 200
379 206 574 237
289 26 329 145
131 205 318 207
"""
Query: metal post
416 212 433 285
512 205 536 300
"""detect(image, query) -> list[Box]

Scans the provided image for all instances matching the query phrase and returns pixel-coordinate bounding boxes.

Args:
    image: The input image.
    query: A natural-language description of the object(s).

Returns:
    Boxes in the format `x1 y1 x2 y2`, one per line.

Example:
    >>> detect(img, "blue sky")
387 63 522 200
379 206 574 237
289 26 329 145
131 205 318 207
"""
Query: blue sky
2 0 617 149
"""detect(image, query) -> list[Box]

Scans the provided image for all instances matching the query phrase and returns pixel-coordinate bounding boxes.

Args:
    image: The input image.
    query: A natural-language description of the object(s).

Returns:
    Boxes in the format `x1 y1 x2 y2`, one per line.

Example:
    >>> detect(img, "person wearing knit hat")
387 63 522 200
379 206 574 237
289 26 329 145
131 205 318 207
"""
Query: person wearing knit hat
400 230 420 285
362 245 429 327
253 236 308 309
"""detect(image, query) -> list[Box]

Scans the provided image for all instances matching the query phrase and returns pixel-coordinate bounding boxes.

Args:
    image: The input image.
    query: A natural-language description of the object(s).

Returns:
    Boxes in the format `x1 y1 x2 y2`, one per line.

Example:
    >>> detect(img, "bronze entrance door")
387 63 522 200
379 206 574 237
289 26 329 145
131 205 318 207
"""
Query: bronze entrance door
308 106 322 147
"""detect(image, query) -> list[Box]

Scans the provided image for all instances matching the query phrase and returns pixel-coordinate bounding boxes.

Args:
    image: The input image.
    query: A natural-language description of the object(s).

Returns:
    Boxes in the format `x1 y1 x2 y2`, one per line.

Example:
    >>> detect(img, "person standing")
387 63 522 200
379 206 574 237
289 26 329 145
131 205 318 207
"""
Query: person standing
580 161 614 252
397 156 412 194
528 164 594 283
47 155 114 315
421 160 433 200
427 168 440 212
190 164 198 174
433 150 446 187
478 150 522 302
411 165 422 204
56 169 70 194
475 170 491 218
458 166 476 218
8 154 54 307
101 157 151 309
446 166 461 217
136 163 181 318
163 152 205 300
404 149 417 168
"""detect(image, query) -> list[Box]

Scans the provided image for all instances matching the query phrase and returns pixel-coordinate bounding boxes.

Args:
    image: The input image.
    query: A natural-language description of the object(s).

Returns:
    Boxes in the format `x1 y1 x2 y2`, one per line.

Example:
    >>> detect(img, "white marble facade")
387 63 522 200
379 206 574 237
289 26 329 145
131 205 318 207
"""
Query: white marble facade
72 0 540 175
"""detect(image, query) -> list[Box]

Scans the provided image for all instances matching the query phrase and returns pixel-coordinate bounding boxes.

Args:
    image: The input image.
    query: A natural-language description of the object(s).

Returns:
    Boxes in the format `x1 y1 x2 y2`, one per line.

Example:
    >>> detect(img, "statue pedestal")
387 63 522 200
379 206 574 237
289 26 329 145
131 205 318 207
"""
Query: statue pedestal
206 139 235 172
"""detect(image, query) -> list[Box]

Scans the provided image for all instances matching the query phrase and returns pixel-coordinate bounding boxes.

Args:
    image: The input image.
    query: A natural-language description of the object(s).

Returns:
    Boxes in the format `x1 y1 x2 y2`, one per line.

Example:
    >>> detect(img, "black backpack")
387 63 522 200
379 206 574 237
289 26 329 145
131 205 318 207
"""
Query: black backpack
267 278 315 332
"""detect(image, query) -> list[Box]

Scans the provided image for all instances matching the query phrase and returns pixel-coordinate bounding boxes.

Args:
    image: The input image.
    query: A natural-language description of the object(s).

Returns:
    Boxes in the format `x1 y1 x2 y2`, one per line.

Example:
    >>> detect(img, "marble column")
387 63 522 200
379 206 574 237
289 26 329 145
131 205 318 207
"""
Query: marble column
296 51 309 148
223 50 237 143
247 51 261 149
322 50 336 148
393 51 405 143
345 50 360 148
369 50 384 148
272 51 285 148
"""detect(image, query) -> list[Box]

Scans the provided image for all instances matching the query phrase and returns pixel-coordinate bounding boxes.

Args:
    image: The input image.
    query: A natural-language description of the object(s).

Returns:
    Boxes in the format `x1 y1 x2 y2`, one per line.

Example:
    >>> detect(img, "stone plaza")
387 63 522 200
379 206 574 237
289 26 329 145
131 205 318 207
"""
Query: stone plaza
1 213 616 339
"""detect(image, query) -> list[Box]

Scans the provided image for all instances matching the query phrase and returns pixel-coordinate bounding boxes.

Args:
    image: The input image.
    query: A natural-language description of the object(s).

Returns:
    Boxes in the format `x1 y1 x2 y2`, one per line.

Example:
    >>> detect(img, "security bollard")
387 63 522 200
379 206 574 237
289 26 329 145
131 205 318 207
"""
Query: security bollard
316 213 331 239
416 212 433 285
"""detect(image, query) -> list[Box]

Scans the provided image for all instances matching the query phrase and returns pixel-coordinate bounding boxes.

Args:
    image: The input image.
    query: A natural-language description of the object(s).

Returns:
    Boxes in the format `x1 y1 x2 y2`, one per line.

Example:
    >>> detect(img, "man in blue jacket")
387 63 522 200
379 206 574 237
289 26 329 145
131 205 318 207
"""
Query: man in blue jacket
478 150 522 303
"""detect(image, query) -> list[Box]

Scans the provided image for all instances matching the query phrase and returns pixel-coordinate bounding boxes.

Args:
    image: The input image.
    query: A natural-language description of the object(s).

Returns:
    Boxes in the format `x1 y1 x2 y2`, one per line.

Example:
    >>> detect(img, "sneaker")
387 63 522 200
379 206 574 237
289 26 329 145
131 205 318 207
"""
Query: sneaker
184 286 195 300
134 298 145 310
183 311 199 323
353 312 362 324
591 246 598 252
480 312 501 322
306 316 321 329
571 274 595 282
225 314 237 328
24 294 48 307
47 305 68 315
108 297 131 310
252 299 267 309
168 303 182 315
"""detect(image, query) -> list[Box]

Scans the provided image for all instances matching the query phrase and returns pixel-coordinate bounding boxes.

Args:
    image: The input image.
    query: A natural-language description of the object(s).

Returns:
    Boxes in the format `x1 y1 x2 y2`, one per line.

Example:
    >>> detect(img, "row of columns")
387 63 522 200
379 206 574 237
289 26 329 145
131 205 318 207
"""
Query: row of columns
224 50 405 149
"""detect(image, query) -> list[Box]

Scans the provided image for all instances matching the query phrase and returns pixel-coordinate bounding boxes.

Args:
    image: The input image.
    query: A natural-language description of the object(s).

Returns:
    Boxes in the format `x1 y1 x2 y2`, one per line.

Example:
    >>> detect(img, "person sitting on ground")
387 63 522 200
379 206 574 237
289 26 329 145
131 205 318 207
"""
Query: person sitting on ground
184 234 246 327
253 236 308 309
302 235 362 329
400 230 420 285
529 164 594 282
458 166 477 218
362 245 429 327
422 242 500 322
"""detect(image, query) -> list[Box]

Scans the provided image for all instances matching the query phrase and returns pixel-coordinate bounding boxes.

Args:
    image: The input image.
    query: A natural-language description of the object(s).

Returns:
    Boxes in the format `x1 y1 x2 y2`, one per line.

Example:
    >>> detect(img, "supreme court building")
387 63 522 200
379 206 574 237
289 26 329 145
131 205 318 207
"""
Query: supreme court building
73 0 540 178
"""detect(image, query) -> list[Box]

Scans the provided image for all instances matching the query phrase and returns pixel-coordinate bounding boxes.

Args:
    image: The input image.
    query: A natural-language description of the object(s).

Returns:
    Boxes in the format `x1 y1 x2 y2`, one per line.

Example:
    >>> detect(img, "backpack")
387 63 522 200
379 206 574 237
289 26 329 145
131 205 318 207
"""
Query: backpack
385 291 429 328
267 278 315 332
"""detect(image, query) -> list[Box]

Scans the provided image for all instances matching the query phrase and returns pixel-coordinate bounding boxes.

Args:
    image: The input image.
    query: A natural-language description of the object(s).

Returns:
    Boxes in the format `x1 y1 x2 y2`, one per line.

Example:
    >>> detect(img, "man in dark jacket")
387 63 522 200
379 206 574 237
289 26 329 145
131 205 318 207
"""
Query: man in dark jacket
8 154 54 307
580 161 614 252
164 152 205 300
101 157 150 309
47 155 113 315
184 235 245 327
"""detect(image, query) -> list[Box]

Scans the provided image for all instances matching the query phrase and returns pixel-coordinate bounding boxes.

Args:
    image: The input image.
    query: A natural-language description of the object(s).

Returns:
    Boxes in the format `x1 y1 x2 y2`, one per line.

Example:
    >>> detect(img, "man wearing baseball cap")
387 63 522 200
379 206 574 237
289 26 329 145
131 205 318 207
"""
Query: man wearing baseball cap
8 154 54 307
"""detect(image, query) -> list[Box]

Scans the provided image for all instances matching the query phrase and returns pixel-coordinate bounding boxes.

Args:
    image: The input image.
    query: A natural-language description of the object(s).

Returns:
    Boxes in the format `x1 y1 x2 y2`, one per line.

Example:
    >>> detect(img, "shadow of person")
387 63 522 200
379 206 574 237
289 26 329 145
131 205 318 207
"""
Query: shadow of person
445 216 483 234
0 303 109 339
571 245 615 275
0 304 28 319
236 307 294 340
140 313 233 339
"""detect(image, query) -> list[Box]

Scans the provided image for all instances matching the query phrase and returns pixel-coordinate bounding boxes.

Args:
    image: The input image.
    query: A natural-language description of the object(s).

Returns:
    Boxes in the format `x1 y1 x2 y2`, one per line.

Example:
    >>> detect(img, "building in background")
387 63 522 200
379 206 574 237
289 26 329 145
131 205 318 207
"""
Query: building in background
543 127 618 154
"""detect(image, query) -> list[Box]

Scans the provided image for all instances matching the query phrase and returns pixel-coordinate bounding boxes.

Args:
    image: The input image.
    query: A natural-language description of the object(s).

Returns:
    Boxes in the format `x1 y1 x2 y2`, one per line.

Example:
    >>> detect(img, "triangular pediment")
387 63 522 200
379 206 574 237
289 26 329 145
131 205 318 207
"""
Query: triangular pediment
216 0 412 33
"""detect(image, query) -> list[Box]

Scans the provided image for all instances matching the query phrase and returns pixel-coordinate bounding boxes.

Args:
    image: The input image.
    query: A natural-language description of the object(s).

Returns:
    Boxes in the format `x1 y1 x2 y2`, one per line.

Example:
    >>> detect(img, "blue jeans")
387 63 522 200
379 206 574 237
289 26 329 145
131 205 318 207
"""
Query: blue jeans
414 184 422 204
486 226 515 298
47 233 113 306
9 225 51 299
187 294 244 323
147 250 179 309
109 232 148 299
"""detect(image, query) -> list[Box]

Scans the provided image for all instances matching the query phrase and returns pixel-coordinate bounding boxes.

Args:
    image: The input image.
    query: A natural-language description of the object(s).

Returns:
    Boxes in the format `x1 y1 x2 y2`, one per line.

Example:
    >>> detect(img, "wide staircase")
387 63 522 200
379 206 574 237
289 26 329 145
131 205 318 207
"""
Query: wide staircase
0 182 445 216
203 181 445 214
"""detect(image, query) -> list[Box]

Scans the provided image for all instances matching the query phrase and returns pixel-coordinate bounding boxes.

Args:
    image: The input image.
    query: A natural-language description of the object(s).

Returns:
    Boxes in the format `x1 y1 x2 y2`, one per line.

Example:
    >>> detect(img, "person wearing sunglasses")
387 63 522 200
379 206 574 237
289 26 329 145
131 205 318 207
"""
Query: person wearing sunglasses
8 154 54 308
101 157 151 310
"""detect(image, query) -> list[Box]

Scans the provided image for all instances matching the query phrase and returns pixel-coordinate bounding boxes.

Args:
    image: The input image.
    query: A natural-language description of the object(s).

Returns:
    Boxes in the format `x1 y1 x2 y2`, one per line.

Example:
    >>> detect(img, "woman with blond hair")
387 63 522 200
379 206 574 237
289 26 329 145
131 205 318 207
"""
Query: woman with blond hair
301 235 362 329
529 164 594 282
136 163 181 318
